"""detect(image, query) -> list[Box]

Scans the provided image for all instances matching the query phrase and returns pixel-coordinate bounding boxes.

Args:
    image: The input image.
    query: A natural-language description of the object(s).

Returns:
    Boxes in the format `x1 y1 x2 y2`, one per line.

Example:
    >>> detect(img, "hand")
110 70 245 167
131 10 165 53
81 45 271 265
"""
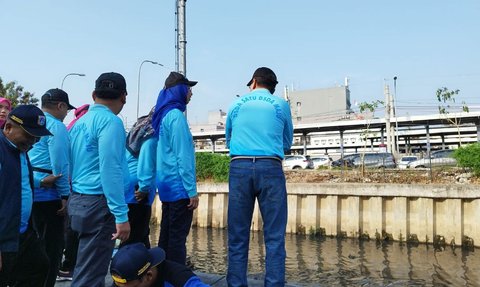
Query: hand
56 199 68 216
40 174 62 188
187 195 199 210
112 221 131 243
134 190 148 203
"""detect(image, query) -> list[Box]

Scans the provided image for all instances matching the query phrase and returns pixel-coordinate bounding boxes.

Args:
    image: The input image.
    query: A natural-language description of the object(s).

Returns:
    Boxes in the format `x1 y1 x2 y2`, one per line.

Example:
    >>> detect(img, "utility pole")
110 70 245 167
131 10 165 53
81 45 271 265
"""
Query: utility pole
176 0 187 76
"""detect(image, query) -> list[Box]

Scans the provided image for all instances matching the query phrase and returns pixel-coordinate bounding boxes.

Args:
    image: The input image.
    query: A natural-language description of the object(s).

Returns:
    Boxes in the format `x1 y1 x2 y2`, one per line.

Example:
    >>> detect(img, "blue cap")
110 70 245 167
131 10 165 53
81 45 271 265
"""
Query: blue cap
110 243 165 284
8 105 52 137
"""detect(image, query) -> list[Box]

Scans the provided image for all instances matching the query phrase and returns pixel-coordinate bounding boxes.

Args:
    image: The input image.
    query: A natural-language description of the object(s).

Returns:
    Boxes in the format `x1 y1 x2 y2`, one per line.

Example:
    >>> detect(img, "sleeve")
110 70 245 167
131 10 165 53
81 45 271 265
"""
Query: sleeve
48 123 71 197
137 137 157 193
98 117 129 223
167 111 197 198
282 100 294 152
225 112 232 149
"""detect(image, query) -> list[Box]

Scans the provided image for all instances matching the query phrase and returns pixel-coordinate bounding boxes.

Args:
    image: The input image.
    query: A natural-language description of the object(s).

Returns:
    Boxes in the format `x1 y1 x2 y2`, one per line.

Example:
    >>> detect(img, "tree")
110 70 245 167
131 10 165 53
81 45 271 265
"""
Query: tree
0 77 38 108
436 87 469 145
357 100 384 175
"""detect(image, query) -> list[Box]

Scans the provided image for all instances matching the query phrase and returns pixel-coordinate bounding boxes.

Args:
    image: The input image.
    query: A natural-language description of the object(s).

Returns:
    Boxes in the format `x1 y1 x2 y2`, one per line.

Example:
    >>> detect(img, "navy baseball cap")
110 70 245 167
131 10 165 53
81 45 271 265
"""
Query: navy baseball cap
41 88 76 110
110 243 165 284
8 105 52 137
95 72 127 98
164 72 197 89
246 67 278 86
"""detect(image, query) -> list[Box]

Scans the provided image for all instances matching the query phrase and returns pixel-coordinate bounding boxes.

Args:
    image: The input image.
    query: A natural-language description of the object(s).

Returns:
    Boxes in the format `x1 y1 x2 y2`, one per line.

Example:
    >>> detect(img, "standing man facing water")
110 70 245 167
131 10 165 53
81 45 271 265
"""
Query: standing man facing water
69 72 131 287
225 67 293 287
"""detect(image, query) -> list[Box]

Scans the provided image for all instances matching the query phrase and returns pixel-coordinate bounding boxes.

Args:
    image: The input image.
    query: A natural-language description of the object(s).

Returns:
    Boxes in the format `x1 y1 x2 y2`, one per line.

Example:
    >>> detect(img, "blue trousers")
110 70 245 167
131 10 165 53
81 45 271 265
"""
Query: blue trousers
158 199 193 265
227 158 287 287
68 193 116 287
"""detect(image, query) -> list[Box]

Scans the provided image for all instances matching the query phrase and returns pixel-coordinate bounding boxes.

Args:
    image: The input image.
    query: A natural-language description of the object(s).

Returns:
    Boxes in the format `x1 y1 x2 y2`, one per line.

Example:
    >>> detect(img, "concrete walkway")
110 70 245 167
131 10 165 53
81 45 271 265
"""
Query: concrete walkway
55 272 303 286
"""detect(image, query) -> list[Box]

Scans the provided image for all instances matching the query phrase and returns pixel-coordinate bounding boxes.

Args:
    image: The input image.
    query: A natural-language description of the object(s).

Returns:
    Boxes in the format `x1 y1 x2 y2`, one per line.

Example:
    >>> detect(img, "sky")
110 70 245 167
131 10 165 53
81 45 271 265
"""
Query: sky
1 0 479 127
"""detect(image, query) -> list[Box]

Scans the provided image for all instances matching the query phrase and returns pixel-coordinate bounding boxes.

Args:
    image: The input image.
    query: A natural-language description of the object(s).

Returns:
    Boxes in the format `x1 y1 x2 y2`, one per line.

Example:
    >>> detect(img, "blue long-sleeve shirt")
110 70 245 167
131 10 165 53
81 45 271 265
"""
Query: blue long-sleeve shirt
225 88 294 158
69 104 129 223
125 137 157 205
155 109 197 202
28 112 70 201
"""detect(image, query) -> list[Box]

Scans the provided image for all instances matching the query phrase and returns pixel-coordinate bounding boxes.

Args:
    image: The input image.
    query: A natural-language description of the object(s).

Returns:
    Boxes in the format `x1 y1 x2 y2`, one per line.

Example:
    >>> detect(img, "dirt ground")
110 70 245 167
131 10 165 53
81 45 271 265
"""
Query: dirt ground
285 168 480 185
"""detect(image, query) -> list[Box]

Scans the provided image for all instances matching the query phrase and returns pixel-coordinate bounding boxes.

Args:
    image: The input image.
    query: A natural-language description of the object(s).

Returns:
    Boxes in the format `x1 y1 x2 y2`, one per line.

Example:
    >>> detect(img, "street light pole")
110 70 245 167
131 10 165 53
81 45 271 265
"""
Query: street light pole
137 60 163 119
393 76 400 154
61 73 86 89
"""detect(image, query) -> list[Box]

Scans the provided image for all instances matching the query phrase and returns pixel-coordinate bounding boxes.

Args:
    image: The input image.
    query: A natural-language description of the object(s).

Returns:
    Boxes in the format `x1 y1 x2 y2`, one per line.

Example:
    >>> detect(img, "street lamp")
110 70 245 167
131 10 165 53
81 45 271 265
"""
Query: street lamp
137 60 164 119
61 73 86 89
393 76 400 154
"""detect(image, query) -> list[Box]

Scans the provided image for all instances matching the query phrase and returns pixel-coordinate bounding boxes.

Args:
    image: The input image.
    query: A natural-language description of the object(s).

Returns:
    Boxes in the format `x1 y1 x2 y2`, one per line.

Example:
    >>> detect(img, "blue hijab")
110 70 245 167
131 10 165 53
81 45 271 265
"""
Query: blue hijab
151 84 189 136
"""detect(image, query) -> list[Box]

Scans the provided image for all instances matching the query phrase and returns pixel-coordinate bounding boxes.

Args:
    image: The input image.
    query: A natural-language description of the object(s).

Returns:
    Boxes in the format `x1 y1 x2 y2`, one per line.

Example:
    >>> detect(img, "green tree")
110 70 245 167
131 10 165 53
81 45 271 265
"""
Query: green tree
357 100 384 175
436 87 469 145
0 77 38 108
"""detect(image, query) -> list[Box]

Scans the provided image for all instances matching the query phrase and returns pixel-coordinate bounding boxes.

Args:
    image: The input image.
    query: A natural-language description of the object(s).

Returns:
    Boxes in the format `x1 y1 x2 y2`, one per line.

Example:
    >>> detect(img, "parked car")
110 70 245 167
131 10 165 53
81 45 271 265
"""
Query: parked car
407 149 457 168
331 154 358 168
351 152 396 168
283 155 314 170
397 155 419 169
311 155 332 169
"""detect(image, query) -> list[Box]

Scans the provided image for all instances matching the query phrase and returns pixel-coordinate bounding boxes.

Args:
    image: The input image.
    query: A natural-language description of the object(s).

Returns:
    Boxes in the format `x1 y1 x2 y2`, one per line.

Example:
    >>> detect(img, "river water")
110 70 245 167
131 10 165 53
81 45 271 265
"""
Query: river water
151 227 480 286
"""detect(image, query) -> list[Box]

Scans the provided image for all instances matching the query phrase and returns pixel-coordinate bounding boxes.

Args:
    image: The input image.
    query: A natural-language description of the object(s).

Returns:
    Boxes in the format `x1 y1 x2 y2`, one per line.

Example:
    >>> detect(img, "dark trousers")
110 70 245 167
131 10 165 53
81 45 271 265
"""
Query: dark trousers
158 199 193 265
31 200 65 287
0 228 49 287
120 203 152 248
61 212 79 272
68 193 116 287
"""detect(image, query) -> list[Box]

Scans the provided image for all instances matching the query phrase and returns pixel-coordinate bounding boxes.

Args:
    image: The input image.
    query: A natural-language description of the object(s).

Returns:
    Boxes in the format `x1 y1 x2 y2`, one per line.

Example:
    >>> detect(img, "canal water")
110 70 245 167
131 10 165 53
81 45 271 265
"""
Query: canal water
151 227 480 286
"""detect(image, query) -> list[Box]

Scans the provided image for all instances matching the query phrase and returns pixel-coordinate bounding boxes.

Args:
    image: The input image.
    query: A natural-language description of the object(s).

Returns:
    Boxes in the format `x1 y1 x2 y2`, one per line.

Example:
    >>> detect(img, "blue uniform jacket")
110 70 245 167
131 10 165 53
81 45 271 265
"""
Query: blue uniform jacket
0 132 34 252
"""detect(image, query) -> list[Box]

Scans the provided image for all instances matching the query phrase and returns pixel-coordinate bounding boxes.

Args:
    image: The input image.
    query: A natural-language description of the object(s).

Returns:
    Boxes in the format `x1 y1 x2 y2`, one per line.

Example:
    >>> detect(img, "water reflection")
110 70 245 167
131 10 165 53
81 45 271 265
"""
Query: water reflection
150 226 480 286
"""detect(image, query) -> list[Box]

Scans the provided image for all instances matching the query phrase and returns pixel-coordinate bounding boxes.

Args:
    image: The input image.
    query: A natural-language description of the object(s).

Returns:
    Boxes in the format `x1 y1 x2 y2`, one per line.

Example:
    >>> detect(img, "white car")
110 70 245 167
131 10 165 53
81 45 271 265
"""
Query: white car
407 150 457 168
283 155 314 170
397 156 419 169
311 156 332 169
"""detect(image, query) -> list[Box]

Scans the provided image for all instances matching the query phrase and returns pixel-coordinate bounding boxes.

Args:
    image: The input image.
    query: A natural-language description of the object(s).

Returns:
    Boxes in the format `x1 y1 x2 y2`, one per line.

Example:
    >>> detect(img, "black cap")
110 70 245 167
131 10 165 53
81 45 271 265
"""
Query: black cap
8 105 52 137
164 72 198 89
41 88 76 110
95 72 127 98
246 67 278 86
110 243 166 284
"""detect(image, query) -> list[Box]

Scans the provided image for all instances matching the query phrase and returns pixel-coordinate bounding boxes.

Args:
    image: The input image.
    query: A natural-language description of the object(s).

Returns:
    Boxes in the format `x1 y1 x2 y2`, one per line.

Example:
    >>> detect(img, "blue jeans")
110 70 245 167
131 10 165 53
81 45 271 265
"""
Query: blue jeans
227 158 287 287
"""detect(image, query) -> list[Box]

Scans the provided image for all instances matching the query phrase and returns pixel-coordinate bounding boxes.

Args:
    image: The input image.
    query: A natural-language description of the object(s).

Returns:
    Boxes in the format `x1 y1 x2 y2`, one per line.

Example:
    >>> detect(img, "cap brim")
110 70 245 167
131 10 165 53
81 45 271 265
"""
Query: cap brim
148 247 166 267
67 103 76 110
187 81 197 87
247 78 253 86
21 126 52 137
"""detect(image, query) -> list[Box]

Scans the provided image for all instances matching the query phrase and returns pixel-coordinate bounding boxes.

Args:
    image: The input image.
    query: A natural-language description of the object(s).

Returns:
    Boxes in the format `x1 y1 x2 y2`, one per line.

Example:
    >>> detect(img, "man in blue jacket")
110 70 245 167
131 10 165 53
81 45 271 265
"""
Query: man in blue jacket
69 72 131 287
0 105 52 286
151 72 199 265
225 67 294 287
28 88 75 287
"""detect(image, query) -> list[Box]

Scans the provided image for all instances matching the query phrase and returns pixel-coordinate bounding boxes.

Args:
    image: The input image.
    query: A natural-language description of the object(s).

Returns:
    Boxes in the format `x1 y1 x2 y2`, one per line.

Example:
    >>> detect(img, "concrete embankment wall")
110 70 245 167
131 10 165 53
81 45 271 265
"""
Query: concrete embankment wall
151 182 480 247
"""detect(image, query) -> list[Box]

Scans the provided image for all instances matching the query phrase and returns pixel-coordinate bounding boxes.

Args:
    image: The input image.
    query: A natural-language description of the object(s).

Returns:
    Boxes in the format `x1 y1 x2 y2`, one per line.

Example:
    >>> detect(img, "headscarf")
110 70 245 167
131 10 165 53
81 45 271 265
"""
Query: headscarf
126 107 155 157
0 97 12 129
66 104 90 131
151 84 189 136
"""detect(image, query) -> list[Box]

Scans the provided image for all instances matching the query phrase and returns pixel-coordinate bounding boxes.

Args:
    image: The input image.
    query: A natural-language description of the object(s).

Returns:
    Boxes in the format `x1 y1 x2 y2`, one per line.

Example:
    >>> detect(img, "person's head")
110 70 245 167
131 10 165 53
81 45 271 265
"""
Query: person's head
0 97 12 128
246 67 278 94
41 88 75 121
93 72 128 114
110 243 165 287
3 105 52 152
164 72 197 104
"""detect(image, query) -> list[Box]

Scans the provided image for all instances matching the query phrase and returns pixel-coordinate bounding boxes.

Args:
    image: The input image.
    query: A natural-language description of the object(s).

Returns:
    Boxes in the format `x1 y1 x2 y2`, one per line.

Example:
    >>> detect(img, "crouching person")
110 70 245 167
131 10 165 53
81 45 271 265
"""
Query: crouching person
110 243 209 287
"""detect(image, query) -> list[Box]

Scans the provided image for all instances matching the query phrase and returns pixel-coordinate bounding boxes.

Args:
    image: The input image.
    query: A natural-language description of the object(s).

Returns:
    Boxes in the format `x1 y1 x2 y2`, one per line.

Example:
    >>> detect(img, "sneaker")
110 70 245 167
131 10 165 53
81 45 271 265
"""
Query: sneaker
57 270 73 281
